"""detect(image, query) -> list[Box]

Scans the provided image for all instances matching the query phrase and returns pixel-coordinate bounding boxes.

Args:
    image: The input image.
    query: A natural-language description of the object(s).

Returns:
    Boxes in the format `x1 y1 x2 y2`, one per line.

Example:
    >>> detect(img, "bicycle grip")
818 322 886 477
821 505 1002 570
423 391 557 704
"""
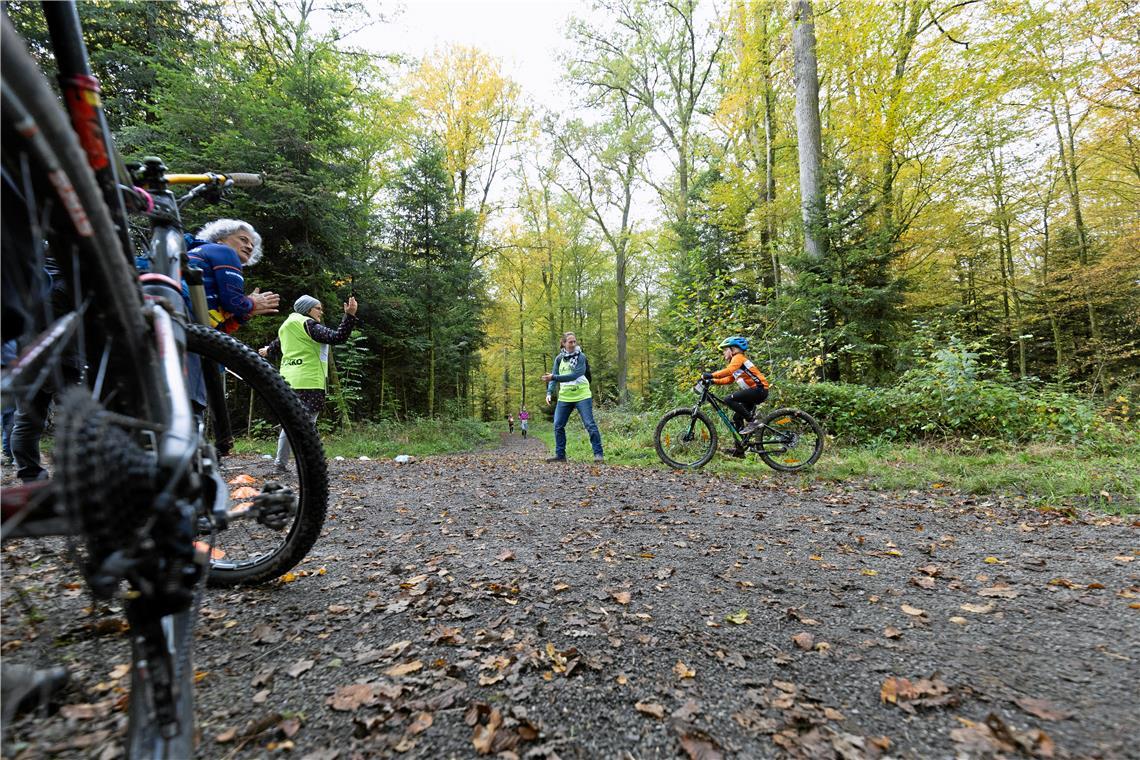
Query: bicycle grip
226 172 262 187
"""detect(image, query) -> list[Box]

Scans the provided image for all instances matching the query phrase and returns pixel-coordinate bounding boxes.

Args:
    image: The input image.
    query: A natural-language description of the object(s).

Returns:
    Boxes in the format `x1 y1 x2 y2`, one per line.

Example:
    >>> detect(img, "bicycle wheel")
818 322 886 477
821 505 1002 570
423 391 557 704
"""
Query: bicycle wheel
126 609 195 760
1 18 158 413
654 408 718 469
756 408 825 472
3 18 196 757
185 323 328 586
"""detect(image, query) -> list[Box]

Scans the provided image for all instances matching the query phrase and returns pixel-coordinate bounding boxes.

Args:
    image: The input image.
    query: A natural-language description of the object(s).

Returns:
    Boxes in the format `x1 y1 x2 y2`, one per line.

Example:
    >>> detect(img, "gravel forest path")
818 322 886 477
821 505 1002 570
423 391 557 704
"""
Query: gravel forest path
4 433 1138 759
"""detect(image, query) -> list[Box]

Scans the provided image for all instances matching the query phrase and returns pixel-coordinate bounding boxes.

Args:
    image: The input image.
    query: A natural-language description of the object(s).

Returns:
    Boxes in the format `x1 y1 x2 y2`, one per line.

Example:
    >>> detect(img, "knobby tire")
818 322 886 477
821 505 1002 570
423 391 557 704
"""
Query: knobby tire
3 18 194 757
186 324 328 586
756 408 825 472
654 408 718 469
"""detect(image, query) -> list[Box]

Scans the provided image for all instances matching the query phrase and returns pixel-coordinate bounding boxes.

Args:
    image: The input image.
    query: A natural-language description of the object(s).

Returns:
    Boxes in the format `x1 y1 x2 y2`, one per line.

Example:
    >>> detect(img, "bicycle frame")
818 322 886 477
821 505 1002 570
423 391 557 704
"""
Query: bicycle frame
694 382 745 445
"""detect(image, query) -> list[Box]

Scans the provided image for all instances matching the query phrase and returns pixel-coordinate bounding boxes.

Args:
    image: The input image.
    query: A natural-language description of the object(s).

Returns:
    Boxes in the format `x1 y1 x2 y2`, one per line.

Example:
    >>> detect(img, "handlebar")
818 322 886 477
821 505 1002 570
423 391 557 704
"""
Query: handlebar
164 172 263 187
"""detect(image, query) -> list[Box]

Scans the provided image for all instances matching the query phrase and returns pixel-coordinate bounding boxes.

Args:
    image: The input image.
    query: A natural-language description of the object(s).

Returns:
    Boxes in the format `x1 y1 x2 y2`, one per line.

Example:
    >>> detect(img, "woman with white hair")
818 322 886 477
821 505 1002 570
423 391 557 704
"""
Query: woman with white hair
186 218 279 333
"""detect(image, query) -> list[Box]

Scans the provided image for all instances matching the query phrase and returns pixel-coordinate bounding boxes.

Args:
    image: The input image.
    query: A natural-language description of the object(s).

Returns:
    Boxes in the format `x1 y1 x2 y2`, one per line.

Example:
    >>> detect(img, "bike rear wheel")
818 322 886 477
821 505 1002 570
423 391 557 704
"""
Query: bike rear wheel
126 609 195 760
186 323 328 586
755 408 825 472
3 18 197 756
654 408 718 469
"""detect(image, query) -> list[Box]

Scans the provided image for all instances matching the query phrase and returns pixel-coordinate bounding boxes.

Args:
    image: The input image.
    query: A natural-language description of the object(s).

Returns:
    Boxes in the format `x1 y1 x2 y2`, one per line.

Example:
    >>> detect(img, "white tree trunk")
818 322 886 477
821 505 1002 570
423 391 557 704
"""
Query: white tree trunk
792 0 825 262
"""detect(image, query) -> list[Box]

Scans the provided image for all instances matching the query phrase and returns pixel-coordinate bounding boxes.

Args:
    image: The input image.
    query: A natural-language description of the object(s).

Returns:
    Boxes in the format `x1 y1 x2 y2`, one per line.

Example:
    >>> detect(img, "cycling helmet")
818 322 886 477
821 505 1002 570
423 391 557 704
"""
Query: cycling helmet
718 336 749 351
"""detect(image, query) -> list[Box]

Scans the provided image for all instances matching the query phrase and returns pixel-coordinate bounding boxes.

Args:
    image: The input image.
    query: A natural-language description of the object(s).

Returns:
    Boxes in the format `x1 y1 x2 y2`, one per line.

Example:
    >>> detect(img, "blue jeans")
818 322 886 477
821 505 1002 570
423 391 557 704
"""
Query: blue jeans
553 398 603 458
2 404 14 457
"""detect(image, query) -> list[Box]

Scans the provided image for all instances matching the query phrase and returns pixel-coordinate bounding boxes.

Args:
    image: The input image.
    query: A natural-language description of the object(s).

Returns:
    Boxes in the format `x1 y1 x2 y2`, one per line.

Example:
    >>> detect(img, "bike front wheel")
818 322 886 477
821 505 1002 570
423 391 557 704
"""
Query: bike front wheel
186 323 328 586
654 408 718 469
755 408 825 472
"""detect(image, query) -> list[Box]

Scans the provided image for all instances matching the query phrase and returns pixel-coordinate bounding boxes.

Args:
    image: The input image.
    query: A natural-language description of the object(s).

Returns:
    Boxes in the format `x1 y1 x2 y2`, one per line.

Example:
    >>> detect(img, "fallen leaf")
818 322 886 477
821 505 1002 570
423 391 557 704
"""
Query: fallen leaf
978 585 1019 599
612 590 632 605
231 486 260 500
385 660 423 677
407 711 434 735
983 556 1006 564
725 609 749 625
496 549 515 562
327 604 351 614
910 575 935 589
672 699 700 721
678 730 723 759
215 727 238 744
883 626 902 639
471 705 502 754
861 569 878 576
109 664 130 680
949 616 968 625
553 582 570 592
792 632 814 650
328 684 377 712
880 675 957 713
228 474 257 485
635 701 666 719
674 660 696 679
900 604 925 617
1014 697 1072 721
1048 577 1081 589
1113 555 1135 563
286 659 314 678
960 602 995 614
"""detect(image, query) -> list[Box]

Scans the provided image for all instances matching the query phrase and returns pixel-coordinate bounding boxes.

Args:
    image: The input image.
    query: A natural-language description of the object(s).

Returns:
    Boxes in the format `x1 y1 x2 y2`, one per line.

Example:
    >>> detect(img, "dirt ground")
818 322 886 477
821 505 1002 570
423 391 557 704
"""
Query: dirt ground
3 433 1138 759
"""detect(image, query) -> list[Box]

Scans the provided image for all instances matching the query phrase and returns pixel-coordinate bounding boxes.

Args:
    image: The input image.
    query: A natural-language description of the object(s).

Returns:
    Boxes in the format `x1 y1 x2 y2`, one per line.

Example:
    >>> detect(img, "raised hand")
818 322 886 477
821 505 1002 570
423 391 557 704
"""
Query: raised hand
344 296 358 316
250 287 279 316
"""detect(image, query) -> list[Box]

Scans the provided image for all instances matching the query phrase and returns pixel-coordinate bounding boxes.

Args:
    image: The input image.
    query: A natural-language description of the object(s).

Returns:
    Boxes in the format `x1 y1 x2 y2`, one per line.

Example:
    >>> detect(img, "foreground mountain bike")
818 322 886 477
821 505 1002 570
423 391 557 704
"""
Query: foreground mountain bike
654 379 825 471
1 3 324 754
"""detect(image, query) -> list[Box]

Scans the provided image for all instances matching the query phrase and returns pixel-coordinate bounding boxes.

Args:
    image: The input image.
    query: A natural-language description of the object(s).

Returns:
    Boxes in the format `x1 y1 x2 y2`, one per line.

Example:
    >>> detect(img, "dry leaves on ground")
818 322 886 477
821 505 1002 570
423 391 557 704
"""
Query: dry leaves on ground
880 675 959 713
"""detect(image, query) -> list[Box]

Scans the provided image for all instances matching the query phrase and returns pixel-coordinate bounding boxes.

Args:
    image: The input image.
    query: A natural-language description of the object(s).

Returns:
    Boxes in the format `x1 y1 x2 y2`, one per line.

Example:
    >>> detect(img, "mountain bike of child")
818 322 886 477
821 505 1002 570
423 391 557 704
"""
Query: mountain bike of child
542 332 604 463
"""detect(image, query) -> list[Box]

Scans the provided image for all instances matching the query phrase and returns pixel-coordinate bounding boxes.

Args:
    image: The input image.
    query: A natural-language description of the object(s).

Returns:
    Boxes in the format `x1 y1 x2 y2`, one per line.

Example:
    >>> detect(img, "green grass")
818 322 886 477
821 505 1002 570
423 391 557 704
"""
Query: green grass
530 409 1140 512
232 417 498 460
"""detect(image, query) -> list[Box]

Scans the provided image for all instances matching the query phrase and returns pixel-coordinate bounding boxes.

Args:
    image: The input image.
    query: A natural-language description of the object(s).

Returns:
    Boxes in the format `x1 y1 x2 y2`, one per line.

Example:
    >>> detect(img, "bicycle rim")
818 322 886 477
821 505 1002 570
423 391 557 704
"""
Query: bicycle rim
757 409 825 472
186 324 328 586
655 409 717 469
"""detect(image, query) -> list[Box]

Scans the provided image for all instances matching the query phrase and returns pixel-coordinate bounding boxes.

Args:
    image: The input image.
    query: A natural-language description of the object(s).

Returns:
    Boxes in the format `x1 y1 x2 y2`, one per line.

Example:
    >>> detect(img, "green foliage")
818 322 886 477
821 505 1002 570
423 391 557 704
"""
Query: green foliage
528 408 1136 509
321 418 497 459
329 330 370 425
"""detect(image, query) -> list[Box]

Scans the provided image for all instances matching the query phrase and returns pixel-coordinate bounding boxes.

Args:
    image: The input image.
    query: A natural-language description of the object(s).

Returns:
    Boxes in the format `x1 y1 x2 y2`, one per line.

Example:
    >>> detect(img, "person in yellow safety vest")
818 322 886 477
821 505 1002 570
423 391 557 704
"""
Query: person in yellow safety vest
703 336 769 450
259 294 359 473
541 331 604 463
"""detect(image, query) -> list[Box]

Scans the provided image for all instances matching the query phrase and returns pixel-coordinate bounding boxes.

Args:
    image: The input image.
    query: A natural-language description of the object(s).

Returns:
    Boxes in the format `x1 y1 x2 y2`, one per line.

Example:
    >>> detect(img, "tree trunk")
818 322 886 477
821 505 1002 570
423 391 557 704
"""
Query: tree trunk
761 2 780 293
1049 97 1098 339
428 324 436 416
615 245 628 403
792 0 825 264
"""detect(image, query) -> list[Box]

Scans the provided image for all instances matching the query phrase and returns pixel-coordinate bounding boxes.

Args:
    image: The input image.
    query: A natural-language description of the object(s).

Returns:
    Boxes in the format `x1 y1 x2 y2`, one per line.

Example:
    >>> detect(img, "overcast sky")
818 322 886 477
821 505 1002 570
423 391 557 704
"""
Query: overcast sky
345 0 582 112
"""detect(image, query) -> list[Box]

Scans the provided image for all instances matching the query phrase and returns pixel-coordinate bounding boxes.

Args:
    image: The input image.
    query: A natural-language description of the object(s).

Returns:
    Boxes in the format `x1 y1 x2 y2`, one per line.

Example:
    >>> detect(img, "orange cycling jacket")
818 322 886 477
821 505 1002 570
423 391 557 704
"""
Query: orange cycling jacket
711 353 769 390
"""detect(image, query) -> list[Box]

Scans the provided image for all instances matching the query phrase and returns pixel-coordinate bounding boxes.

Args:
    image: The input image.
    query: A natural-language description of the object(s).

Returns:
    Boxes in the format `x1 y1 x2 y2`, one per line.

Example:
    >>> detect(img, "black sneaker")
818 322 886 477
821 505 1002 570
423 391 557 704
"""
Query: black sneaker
545 456 567 463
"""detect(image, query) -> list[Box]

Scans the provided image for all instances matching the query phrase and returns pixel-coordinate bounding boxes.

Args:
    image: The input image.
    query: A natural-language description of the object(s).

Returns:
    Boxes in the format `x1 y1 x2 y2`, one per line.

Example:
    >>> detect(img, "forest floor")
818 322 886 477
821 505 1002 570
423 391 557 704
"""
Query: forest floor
3 433 1139 759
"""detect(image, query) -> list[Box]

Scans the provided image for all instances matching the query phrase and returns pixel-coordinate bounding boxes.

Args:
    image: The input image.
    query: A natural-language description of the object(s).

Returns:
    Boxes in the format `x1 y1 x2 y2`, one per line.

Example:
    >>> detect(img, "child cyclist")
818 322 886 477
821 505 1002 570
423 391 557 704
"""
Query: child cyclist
702 336 769 446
